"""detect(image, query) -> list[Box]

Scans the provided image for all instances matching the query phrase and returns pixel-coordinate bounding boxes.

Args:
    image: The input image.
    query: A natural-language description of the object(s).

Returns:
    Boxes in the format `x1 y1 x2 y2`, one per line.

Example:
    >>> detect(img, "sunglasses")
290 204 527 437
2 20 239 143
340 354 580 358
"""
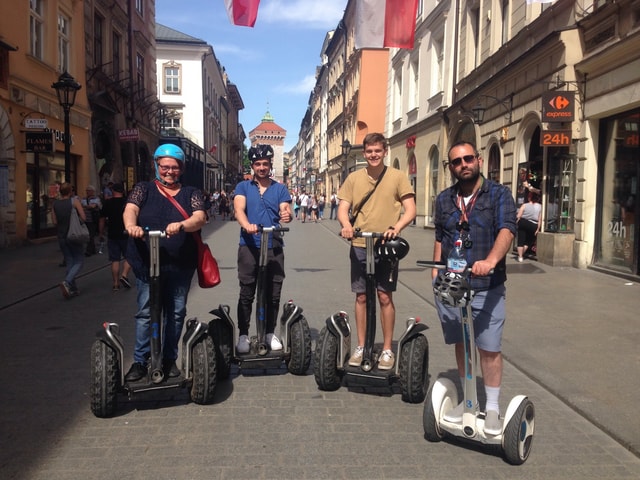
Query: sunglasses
158 165 181 172
449 154 477 167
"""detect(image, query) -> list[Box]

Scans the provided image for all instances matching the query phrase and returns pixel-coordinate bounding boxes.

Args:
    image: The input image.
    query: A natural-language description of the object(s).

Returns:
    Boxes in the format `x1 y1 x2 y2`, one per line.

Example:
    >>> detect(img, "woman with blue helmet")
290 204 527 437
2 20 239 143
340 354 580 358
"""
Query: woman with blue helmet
122 143 208 382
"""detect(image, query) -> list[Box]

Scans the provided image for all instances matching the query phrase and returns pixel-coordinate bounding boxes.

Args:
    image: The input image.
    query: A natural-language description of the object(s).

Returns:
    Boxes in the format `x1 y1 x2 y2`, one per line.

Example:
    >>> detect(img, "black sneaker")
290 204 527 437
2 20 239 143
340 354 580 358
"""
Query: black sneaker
163 360 180 378
125 362 147 382
120 276 132 289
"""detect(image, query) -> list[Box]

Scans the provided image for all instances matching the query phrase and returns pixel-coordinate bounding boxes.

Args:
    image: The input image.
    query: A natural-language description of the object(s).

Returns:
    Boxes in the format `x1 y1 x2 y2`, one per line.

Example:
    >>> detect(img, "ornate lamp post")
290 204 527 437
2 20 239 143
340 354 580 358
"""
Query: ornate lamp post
51 72 81 182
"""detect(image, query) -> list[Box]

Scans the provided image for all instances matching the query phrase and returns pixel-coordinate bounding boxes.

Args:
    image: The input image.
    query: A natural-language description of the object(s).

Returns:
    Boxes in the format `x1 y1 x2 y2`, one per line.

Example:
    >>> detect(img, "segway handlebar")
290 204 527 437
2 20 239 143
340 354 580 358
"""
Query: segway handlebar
416 260 494 275
241 225 289 234
353 230 385 239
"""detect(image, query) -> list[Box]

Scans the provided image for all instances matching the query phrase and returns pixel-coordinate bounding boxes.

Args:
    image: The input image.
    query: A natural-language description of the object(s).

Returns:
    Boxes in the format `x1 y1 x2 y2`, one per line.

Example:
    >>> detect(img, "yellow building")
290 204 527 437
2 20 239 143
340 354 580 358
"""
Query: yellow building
0 0 91 244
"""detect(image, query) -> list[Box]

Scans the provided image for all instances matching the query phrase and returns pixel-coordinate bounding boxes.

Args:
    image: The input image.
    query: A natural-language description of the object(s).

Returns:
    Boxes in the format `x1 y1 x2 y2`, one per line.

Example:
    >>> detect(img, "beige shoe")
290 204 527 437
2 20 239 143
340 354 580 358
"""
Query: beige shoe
378 349 395 370
348 346 364 366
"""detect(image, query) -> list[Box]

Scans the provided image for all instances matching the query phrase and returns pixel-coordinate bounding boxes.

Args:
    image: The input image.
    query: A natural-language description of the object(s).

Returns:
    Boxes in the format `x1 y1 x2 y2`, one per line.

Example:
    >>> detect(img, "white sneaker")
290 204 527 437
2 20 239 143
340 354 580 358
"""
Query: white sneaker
236 334 250 353
267 333 283 351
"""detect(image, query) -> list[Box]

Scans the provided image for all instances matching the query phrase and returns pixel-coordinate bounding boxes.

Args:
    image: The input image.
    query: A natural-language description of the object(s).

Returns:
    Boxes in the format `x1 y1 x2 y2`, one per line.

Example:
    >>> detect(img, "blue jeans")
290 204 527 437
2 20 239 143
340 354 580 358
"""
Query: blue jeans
133 268 194 364
59 238 84 289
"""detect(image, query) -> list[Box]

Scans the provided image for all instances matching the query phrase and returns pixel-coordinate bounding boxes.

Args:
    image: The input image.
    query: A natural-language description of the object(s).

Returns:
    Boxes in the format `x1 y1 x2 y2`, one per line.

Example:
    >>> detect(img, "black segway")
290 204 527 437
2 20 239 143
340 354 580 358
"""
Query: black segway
208 226 312 376
417 261 535 465
90 230 217 418
314 231 429 403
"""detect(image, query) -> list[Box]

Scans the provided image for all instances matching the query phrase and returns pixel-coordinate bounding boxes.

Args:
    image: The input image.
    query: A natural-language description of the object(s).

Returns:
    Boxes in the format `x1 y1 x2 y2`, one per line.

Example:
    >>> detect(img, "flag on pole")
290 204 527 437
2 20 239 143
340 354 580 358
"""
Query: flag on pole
355 0 419 50
224 0 261 27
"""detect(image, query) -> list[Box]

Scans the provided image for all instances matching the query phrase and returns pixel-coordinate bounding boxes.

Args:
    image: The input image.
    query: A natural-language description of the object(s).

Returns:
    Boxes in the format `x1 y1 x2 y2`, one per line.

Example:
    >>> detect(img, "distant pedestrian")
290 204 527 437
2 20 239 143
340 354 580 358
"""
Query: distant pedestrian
99 182 133 291
318 193 326 220
81 185 102 256
292 193 300 219
52 182 86 299
329 191 338 220
516 191 542 262
299 191 309 222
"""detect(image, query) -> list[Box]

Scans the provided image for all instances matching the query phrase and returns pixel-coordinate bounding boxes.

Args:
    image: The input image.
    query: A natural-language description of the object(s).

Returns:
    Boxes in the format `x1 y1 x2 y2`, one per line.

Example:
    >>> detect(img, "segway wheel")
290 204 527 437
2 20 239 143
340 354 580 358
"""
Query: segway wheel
286 316 312 375
208 319 233 380
423 383 445 441
398 334 429 403
190 334 217 405
503 398 535 465
313 326 342 391
90 340 120 418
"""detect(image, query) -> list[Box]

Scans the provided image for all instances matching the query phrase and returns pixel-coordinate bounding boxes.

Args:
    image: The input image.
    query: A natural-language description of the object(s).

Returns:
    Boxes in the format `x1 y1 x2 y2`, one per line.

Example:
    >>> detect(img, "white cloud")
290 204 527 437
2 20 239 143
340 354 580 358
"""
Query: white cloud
259 0 345 29
276 74 317 95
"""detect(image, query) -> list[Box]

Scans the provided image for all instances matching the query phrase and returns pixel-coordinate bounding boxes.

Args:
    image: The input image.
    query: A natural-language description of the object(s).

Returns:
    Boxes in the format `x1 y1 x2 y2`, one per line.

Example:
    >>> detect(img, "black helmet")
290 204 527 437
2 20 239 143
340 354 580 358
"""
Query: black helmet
433 271 474 307
249 144 274 162
374 237 410 262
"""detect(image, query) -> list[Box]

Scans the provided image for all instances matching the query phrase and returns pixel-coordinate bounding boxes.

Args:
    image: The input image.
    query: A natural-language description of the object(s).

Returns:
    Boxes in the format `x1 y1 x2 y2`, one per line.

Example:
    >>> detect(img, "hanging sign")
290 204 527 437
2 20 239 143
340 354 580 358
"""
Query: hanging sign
542 91 575 123
540 130 572 147
25 131 55 152
118 128 139 142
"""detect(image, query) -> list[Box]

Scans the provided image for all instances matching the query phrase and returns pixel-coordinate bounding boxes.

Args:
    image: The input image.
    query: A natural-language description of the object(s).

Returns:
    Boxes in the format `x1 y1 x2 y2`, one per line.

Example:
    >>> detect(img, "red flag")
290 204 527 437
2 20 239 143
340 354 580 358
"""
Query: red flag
224 0 261 27
355 0 419 50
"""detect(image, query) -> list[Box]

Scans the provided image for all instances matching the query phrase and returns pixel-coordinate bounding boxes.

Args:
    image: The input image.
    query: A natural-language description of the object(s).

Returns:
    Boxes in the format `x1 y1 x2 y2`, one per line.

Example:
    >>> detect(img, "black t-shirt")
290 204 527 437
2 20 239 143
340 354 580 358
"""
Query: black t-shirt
100 197 127 239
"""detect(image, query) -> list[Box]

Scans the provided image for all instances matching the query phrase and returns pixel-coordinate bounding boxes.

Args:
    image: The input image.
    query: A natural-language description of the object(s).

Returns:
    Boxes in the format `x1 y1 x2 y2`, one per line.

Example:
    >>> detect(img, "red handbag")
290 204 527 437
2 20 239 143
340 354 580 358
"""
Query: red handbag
194 234 221 288
156 181 221 288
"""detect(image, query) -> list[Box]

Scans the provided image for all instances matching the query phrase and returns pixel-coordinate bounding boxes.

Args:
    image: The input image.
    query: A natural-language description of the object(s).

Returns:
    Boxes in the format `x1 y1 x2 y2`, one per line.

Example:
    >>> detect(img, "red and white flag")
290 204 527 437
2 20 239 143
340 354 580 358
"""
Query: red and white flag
224 0 261 27
355 0 419 50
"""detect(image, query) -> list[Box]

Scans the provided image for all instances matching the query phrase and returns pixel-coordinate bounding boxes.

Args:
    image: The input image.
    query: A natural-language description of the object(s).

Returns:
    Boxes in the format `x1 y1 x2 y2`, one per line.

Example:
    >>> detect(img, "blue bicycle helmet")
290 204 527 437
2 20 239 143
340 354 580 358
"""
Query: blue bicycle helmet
248 144 274 162
153 144 185 184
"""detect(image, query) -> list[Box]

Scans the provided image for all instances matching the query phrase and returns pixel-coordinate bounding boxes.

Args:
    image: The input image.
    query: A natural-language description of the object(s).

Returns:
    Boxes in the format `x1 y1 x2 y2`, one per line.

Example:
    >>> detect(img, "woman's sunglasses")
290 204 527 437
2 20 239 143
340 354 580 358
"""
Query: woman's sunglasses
449 155 477 167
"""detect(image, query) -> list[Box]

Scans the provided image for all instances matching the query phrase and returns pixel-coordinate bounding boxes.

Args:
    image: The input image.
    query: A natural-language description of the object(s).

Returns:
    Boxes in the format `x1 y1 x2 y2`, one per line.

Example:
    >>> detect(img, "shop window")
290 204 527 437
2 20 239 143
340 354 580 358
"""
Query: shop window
546 153 576 232
597 111 640 272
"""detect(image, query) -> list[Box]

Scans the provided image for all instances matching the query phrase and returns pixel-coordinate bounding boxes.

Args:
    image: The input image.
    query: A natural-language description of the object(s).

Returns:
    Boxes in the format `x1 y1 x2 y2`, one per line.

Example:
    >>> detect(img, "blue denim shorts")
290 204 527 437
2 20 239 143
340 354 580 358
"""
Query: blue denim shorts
435 283 506 352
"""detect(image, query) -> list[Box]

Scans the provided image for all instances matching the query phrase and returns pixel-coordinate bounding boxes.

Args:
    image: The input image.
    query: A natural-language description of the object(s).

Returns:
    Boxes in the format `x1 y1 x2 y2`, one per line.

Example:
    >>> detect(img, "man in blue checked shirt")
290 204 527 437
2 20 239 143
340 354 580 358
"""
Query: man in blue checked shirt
431 141 517 436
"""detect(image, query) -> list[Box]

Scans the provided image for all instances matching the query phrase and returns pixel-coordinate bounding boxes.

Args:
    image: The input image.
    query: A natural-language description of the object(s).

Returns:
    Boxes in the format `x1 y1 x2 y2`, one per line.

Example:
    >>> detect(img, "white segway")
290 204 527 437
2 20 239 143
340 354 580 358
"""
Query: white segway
417 261 535 465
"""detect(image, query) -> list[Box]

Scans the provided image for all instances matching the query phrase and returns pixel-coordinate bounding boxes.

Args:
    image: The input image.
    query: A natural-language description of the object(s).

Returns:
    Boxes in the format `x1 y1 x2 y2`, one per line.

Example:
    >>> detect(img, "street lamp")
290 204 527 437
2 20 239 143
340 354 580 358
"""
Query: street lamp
51 72 81 182
471 93 513 125
341 139 352 158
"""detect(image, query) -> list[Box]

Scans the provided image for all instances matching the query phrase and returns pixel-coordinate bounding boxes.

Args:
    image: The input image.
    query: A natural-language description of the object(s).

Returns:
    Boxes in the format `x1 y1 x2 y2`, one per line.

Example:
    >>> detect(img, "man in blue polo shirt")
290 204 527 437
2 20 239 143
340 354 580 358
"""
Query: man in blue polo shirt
233 144 292 353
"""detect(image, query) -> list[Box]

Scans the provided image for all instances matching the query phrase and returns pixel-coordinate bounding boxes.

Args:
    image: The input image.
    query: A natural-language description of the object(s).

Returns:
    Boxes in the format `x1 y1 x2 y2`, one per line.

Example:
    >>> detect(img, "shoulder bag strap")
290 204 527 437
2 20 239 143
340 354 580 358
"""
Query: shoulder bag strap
351 166 387 220
155 180 203 244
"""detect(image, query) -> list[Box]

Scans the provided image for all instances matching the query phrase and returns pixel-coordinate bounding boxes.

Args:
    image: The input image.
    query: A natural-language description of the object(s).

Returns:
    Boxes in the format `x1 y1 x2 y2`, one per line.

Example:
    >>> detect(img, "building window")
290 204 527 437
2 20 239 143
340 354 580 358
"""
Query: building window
487 144 501 183
501 0 509 47
30 0 44 60
94 14 104 68
57 13 70 72
135 0 143 15
0 48 9 89
164 63 181 94
112 31 121 80
431 37 443 96
393 70 402 121
136 53 145 98
408 56 419 111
